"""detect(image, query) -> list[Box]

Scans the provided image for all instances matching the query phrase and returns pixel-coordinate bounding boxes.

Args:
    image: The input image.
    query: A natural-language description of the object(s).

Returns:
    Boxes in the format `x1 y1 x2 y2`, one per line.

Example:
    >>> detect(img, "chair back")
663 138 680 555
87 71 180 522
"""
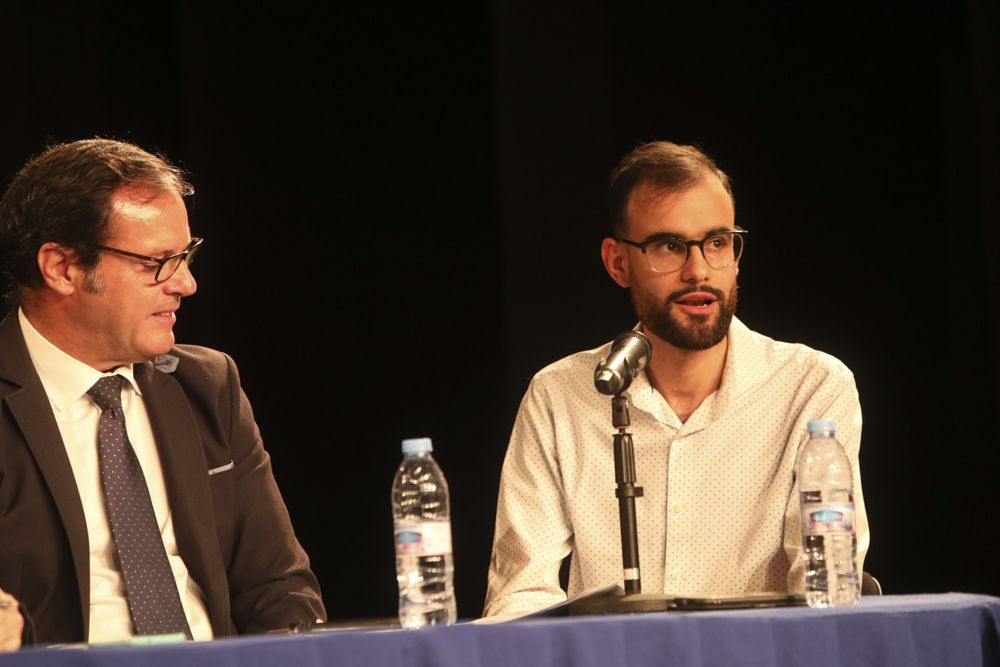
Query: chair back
861 571 883 595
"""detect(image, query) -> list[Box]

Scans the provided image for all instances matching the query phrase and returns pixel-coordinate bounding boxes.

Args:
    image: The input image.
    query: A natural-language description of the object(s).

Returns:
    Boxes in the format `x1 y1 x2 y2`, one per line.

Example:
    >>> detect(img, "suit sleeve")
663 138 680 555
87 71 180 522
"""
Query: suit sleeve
219 353 327 633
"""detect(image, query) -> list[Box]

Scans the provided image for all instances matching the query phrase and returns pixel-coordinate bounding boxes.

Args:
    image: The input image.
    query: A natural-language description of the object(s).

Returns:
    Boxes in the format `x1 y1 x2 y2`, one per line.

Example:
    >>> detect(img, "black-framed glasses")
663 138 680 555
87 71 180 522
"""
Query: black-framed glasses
98 237 204 283
616 228 747 274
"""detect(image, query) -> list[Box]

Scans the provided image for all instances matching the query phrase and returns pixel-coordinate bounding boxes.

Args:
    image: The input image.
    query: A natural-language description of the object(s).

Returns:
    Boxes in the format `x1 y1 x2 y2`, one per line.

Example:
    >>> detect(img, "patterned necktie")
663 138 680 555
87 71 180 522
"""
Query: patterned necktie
88 375 192 639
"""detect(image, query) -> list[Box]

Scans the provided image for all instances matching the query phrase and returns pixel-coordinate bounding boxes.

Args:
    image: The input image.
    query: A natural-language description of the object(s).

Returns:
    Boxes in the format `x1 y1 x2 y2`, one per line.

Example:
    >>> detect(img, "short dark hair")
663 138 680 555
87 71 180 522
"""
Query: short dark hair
608 141 733 236
0 138 193 300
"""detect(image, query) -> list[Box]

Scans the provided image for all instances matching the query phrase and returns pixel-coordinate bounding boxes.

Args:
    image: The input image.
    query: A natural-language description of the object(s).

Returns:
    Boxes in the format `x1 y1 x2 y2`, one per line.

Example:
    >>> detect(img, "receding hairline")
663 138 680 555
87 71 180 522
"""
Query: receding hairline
618 171 734 237
608 141 734 236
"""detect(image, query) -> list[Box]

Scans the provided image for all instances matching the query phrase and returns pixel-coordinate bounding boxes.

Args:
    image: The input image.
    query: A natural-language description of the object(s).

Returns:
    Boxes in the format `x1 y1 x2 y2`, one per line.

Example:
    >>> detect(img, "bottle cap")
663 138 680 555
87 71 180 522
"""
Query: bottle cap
807 419 836 435
401 437 433 454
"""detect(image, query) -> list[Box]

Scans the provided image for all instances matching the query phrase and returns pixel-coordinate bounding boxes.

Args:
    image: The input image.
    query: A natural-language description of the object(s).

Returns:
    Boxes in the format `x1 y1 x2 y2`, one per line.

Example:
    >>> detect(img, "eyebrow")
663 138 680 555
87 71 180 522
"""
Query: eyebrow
640 227 735 244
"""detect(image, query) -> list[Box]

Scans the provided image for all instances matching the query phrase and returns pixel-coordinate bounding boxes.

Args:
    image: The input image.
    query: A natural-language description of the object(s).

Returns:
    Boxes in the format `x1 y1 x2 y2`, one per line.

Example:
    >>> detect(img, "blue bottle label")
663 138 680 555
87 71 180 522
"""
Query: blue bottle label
800 502 855 536
394 519 453 556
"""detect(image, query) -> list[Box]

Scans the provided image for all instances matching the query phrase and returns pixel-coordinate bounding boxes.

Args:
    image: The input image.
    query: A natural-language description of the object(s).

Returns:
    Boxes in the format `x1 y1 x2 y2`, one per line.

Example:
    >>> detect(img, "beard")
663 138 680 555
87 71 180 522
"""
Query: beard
631 282 738 351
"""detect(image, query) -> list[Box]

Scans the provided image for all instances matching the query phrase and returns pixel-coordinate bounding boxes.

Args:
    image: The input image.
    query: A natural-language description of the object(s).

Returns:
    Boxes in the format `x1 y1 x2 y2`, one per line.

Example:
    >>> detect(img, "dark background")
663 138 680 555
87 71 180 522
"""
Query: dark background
1 1 997 621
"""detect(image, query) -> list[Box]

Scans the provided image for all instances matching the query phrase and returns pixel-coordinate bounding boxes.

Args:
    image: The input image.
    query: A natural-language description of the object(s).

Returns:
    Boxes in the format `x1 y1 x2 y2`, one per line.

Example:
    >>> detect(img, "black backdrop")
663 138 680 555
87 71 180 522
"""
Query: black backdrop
1 2 997 621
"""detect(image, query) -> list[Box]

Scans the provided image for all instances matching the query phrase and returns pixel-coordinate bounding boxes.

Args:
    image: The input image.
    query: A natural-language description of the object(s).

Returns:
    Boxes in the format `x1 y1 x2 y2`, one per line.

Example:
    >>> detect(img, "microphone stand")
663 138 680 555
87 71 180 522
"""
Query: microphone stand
612 394 643 594
567 392 673 615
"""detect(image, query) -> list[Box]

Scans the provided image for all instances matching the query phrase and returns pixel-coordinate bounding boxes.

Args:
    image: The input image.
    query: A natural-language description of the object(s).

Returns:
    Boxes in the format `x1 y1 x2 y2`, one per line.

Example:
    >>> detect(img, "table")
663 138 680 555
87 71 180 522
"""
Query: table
2 593 998 667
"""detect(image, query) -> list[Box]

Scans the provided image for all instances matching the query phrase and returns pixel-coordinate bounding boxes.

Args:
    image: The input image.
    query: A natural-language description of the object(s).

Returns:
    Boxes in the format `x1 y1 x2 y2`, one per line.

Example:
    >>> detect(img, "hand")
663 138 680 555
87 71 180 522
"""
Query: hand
0 589 23 652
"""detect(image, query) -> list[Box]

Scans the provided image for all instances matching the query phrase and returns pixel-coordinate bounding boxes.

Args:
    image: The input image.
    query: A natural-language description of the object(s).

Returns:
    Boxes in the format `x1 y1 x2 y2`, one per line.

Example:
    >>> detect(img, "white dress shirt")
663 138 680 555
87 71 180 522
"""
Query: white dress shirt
18 309 213 642
484 316 868 617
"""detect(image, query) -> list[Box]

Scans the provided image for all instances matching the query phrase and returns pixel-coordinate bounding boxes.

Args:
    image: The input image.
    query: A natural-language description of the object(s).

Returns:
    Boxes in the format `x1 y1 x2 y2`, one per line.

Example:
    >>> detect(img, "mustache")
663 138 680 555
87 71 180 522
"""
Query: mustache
666 284 726 304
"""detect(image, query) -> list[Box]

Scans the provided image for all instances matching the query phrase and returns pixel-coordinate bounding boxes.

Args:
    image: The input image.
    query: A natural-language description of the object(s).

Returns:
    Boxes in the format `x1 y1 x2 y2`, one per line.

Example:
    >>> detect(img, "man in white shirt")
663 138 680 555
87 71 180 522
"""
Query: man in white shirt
0 139 325 648
484 141 868 617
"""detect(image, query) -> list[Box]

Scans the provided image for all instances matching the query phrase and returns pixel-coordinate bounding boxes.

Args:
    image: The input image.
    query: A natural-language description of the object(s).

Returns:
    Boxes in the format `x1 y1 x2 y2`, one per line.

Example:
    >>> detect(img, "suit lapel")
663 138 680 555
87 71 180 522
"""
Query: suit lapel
135 362 229 632
0 311 91 636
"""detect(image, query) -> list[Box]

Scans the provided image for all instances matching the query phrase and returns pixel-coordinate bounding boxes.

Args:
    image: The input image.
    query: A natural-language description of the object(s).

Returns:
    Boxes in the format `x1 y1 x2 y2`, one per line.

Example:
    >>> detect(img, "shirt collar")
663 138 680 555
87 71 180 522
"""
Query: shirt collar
715 316 769 405
628 321 684 428
18 307 142 414
627 317 756 431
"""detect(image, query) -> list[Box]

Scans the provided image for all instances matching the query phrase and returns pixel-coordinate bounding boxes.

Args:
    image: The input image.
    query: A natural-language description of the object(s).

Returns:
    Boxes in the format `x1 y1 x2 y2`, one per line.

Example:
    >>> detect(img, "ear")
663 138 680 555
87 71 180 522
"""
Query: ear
36 242 83 296
601 237 631 288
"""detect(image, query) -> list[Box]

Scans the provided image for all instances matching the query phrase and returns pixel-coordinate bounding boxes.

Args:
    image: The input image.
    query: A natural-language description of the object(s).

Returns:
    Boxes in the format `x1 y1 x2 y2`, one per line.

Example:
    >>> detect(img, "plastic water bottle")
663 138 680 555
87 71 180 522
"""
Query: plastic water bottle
797 419 859 607
392 437 457 628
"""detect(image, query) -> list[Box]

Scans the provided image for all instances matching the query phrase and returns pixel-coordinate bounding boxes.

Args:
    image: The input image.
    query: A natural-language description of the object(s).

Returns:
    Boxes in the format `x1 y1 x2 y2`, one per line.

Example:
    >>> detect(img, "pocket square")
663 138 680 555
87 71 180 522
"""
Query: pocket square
208 460 234 476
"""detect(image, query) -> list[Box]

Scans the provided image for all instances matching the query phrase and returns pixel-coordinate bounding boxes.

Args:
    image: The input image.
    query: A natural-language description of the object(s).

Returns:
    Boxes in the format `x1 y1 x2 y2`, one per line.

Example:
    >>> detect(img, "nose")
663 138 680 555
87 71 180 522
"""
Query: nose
164 260 198 297
679 243 711 284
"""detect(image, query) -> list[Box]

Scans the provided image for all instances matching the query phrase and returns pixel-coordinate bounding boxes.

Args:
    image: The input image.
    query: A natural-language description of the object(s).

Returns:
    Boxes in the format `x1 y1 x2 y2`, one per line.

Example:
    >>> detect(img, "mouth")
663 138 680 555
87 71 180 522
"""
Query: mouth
675 295 716 307
152 309 178 322
671 290 720 316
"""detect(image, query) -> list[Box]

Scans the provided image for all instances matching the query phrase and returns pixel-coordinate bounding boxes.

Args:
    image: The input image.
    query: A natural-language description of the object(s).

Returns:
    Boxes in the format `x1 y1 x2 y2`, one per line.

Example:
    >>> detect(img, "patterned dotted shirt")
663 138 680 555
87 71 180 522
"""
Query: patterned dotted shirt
484 317 868 617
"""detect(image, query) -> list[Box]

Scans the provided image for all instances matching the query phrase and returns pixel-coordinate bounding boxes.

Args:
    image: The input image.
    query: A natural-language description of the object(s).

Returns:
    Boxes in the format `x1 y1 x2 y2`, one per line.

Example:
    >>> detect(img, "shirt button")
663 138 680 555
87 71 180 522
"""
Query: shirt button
669 572 680 582
671 503 684 513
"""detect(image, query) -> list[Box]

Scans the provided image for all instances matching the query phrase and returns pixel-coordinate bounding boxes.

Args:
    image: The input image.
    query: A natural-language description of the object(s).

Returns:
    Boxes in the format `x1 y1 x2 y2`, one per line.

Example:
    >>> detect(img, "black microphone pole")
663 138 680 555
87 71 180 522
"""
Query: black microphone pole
569 387 671 614
571 329 673 615
612 394 643 594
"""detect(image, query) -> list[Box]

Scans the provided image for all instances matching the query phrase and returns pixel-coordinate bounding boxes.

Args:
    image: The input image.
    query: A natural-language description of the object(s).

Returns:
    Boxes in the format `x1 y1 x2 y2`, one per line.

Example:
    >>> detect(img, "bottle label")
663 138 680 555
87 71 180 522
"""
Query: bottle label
394 519 453 556
800 502 855 536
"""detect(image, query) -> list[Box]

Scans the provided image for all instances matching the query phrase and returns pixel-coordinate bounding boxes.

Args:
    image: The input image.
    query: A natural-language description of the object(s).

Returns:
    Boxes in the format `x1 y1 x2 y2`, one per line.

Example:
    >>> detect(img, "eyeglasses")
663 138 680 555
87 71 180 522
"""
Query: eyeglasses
616 228 746 274
98 237 204 283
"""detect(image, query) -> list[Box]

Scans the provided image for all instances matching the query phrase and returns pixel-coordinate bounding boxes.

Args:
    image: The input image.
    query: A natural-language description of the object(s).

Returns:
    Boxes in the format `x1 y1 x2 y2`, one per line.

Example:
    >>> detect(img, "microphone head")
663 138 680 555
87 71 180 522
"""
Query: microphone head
594 330 652 395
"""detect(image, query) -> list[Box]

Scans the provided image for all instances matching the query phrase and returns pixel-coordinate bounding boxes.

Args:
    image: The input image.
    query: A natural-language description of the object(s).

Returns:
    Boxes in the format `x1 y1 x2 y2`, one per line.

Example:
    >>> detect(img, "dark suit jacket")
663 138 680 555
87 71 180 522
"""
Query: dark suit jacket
0 311 326 644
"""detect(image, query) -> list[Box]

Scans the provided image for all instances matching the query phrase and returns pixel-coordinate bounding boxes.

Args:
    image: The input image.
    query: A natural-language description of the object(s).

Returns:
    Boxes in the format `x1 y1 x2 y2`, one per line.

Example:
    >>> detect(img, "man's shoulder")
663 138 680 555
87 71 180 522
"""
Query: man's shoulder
150 344 236 386
735 319 854 386
169 343 233 365
531 341 611 385
518 341 617 414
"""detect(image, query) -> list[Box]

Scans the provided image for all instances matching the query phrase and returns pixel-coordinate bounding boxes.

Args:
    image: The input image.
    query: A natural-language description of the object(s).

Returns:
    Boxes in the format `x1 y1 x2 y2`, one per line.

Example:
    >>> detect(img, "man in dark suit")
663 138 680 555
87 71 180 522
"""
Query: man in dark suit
0 139 326 648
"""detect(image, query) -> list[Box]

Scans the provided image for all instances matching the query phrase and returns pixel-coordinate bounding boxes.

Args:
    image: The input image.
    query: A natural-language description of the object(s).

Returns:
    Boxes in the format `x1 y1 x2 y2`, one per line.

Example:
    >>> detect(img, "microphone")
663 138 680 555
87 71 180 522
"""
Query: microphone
594 331 652 395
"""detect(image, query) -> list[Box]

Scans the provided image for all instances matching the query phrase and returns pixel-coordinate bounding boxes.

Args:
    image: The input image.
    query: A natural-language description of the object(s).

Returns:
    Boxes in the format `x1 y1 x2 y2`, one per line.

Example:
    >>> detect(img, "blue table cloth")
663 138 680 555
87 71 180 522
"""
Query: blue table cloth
2 593 998 667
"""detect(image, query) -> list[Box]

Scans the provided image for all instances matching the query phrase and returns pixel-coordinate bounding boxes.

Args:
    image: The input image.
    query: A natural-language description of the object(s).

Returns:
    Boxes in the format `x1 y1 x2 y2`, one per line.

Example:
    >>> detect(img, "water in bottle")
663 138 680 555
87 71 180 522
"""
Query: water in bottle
392 437 457 628
797 419 859 607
